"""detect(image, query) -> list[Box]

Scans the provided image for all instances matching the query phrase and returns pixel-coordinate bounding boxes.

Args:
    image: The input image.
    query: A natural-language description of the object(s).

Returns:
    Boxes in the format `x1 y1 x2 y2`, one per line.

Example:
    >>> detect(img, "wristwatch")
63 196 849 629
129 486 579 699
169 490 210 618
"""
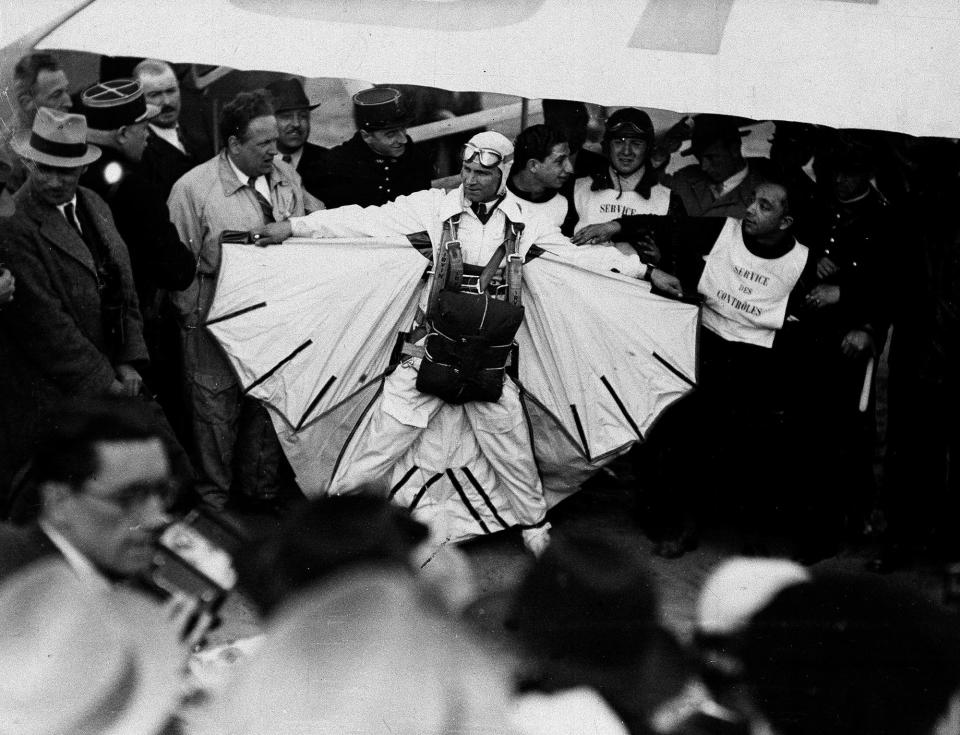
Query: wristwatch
642 263 655 282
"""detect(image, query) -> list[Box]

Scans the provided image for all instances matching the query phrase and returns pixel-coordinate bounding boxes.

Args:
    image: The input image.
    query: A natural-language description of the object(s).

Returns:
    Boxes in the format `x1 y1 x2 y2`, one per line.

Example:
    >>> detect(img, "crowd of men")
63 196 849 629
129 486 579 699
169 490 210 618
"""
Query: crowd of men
0 397 958 735
0 52 958 569
0 48 958 735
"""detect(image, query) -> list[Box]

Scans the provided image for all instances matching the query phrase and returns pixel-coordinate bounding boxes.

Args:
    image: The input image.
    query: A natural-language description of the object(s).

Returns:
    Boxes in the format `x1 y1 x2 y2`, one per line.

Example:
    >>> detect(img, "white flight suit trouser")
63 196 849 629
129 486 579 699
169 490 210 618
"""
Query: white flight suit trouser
328 360 550 553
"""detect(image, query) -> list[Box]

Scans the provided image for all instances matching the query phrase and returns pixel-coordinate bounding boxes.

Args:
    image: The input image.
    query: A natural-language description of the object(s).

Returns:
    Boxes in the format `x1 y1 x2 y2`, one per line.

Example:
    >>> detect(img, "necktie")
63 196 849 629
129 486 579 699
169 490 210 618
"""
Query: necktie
64 202 83 237
282 154 293 164
472 201 491 224
247 176 275 224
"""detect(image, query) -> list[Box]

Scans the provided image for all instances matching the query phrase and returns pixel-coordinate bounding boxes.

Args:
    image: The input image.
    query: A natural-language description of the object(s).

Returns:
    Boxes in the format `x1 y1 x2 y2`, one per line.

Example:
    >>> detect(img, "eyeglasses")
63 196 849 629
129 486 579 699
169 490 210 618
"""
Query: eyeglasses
461 142 504 167
85 477 181 513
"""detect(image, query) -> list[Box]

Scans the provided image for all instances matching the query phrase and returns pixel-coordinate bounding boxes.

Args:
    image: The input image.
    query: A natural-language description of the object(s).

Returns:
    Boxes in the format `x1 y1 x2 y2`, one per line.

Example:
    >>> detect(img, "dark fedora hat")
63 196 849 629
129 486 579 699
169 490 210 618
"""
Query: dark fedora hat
265 78 321 113
353 87 413 131
81 78 160 131
682 113 751 156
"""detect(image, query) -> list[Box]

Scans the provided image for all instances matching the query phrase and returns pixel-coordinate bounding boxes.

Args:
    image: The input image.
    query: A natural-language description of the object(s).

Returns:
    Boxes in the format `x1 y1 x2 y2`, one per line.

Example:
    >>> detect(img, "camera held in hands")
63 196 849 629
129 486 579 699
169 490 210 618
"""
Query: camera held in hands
145 508 244 616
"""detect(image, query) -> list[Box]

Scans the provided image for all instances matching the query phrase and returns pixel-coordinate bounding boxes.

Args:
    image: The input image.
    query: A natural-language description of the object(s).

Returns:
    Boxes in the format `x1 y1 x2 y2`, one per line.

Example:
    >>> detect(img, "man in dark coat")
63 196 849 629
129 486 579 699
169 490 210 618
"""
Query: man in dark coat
265 77 328 201
796 140 895 549
80 79 195 308
312 87 434 208
664 114 767 219
0 108 150 504
0 397 199 658
0 398 173 585
79 78 197 445
134 59 215 200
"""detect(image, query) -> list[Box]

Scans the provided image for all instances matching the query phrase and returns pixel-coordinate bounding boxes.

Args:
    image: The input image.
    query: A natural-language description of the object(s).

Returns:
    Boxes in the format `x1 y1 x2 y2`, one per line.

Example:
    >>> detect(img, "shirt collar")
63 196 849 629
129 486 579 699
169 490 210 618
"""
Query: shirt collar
223 152 274 201
39 520 112 594
276 148 303 169
55 195 78 217
148 123 185 154
507 176 559 204
609 165 645 194
228 154 254 187
714 164 750 199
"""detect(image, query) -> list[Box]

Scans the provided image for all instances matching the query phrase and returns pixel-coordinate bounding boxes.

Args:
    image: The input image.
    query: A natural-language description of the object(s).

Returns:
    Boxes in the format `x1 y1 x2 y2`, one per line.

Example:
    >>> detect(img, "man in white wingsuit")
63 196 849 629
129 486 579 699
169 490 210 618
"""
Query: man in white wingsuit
255 131 655 554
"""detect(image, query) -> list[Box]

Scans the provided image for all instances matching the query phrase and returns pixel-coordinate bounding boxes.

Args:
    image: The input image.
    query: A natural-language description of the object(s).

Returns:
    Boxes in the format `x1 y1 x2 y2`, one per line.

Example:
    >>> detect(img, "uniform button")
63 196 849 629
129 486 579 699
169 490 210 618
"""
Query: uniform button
829 237 835 243
378 185 383 190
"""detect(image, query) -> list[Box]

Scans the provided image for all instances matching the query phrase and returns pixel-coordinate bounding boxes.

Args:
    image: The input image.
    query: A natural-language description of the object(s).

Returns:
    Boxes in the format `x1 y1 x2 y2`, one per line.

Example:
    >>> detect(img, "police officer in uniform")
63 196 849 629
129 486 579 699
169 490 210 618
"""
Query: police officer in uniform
799 140 895 553
80 79 195 442
312 87 434 208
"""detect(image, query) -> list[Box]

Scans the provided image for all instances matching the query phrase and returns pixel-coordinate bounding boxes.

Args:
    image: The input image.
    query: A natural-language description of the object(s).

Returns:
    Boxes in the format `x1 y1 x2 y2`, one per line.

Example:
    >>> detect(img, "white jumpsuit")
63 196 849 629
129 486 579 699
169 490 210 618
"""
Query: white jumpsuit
289 186 645 549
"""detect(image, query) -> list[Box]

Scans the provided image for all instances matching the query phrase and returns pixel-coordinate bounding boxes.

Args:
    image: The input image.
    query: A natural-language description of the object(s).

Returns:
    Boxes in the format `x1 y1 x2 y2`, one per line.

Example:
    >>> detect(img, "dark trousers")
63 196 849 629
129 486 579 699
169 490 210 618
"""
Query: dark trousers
182 327 287 509
634 330 800 543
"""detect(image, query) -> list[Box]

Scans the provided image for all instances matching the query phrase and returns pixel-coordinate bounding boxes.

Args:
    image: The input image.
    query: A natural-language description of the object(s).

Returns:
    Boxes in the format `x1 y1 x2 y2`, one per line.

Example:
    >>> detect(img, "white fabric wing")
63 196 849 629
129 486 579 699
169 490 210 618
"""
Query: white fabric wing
519 252 699 463
206 238 426 430
31 0 960 137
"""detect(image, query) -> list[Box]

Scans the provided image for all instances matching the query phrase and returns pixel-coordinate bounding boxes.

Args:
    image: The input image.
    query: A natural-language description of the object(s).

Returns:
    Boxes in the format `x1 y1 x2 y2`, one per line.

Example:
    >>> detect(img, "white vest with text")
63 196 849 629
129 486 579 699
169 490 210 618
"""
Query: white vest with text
573 177 671 232
697 217 809 348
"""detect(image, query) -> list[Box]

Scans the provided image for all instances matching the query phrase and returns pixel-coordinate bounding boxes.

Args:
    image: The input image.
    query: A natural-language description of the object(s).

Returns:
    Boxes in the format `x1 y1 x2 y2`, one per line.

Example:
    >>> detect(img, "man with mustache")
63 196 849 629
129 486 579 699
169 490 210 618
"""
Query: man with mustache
311 87 433 208
265 77 328 201
135 59 215 200
167 90 313 512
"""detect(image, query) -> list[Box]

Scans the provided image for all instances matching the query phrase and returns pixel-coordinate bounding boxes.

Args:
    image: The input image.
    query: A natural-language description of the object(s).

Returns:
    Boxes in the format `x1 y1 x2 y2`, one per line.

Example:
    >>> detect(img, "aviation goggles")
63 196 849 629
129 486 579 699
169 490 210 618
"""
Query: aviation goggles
461 142 505 167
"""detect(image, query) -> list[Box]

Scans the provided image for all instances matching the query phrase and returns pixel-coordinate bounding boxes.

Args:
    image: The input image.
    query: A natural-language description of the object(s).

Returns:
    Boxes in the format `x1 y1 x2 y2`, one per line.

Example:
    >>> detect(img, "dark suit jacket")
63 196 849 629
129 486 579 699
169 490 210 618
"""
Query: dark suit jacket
81 147 195 309
664 159 767 219
0 184 148 475
295 142 329 202
312 132 434 208
140 126 210 202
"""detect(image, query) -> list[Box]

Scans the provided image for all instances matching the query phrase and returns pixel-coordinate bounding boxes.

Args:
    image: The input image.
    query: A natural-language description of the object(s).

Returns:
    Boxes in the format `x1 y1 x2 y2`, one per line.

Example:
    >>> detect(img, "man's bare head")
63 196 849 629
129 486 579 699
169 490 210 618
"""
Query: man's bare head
13 53 71 124
134 59 180 129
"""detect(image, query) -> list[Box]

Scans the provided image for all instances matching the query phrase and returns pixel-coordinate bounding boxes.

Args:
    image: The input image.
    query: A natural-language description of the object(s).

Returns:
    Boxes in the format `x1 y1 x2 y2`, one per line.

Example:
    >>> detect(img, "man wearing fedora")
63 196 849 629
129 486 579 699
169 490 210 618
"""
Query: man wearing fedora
665 113 767 220
0 107 150 490
266 77 328 200
313 86 433 208
80 78 197 446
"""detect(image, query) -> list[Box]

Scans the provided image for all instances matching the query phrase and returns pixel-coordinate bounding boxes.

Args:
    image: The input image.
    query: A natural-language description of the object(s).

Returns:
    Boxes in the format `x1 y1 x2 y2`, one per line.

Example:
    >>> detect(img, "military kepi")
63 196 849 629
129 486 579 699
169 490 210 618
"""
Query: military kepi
81 78 160 131
10 107 102 167
353 87 412 131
